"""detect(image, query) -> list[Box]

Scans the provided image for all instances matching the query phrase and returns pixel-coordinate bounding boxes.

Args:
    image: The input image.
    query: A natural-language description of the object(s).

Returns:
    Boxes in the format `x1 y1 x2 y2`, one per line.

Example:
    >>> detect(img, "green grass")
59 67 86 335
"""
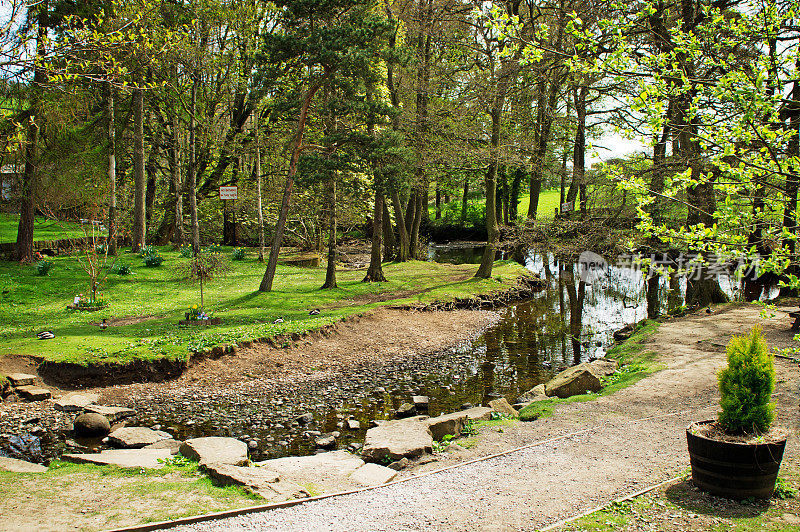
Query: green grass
519 320 661 421
0 213 102 243
430 189 563 221
0 247 529 366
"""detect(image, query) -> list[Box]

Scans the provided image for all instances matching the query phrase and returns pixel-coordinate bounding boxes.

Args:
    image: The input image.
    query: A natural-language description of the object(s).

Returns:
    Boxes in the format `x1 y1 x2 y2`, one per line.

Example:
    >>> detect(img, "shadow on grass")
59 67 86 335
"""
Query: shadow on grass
665 479 771 518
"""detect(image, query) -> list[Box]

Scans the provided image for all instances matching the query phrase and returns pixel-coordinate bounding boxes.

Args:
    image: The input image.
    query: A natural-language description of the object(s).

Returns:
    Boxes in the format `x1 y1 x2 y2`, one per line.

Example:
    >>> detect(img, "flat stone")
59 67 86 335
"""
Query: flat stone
412 395 429 409
395 403 416 418
108 427 170 448
426 411 468 441
54 392 100 412
361 417 432 463
315 435 336 450
6 373 36 387
517 384 547 404
346 419 361 430
62 448 171 469
15 386 51 401
180 437 248 466
461 406 493 421
144 439 182 455
488 398 518 417
203 463 308 500
349 463 397 486
0 456 48 473
83 405 136 423
73 413 111 437
588 358 618 377
545 364 602 398
387 457 410 471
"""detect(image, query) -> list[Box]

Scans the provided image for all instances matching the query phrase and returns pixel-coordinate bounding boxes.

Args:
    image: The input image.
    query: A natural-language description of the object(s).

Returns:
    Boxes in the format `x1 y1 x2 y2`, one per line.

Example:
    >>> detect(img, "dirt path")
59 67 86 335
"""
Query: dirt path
176 304 800 532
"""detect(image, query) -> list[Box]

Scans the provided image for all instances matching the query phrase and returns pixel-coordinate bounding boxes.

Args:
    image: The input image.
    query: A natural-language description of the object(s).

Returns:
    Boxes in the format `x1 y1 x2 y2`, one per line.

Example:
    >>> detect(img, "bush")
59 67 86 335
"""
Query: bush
95 243 108 255
204 244 222 255
718 326 775 434
179 245 194 258
36 260 53 276
138 245 157 258
110 262 133 275
142 254 165 267
231 247 246 261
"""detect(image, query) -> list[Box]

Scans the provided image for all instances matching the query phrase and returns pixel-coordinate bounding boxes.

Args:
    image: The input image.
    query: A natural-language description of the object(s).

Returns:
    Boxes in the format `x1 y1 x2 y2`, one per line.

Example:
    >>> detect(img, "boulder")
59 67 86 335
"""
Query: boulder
315 434 336 450
346 419 361 430
0 456 48 473
412 396 429 410
73 413 111 437
588 358 618 377
395 403 416 418
613 324 635 342
107 427 170 448
144 439 183 455
349 463 397 486
63 448 172 469
83 405 136 423
54 392 100 412
203 463 308 500
387 457 410 471
545 364 601 398
517 384 547 404
425 411 468 441
461 406 493 421
488 398 518 417
361 417 433 462
296 413 314 425
6 373 36 387
15 386 51 401
180 436 248 466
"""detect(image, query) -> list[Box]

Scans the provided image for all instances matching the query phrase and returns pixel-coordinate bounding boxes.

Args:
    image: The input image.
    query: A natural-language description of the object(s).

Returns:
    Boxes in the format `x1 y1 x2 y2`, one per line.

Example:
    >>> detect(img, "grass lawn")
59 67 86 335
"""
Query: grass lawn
0 213 102 243
431 189 563 221
0 246 528 366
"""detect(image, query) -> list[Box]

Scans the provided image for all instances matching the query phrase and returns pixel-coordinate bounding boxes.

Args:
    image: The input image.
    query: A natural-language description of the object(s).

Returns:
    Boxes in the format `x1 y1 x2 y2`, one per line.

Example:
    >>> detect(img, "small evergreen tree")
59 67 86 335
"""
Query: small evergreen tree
717 326 775 434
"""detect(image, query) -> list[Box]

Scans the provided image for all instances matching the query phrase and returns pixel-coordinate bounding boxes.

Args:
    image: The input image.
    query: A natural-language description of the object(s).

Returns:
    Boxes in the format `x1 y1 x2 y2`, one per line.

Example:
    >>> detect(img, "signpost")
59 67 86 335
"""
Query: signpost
220 186 239 245
561 201 573 213
219 186 238 200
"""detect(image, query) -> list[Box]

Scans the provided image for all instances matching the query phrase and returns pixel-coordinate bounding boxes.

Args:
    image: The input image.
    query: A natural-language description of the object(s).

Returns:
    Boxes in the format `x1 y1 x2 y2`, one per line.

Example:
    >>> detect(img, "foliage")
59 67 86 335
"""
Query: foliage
185 305 209 321
179 246 194 259
142 254 165 268
717 326 776 434
74 293 107 308
773 477 797 499
230 248 246 261
138 246 158 259
35 260 54 276
109 262 133 275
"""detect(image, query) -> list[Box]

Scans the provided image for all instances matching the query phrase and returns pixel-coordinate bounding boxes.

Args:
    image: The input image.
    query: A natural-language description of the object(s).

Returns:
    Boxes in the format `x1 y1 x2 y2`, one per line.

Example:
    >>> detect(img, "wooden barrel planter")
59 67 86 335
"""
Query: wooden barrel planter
687 420 787 499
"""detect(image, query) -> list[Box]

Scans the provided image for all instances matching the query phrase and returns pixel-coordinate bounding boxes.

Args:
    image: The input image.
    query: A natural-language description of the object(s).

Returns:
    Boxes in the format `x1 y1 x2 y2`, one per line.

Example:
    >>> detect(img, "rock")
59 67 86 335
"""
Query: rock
108 427 170 448
53 392 100 412
613 324 635 342
63 448 172 469
296 413 314 425
349 463 397 486
588 358 618 377
144 439 182 455
395 403 416 418
412 396 429 410
315 435 336 450
425 411 467 441
83 405 136 423
461 406 493 422
73 413 111 437
0 456 48 473
387 457 410 471
346 419 361 430
180 437 248 466
488 398 518 417
15 386 51 401
361 417 433 462
203 462 308 500
460 403 473 410
6 373 36 387
545 364 602 398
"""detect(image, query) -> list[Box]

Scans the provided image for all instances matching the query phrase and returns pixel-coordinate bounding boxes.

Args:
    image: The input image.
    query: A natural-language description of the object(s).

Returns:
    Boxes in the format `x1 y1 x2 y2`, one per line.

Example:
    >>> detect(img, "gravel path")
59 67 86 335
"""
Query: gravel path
176 304 800 532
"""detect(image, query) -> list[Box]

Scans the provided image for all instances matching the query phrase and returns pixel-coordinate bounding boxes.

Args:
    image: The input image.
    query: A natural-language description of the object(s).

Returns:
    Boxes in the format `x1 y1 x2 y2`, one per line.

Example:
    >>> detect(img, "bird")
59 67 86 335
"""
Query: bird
37 331 55 340
99 319 109 330
273 317 284 324
309 309 320 316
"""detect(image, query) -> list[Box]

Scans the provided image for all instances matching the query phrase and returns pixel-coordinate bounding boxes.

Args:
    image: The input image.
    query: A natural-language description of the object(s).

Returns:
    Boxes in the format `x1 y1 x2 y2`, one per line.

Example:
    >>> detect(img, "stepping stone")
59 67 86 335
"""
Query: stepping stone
83 405 136 423
488 398 518 417
15 386 51 401
361 416 433 463
54 392 100 412
63 448 172 469
346 419 361 430
144 439 182 455
7 373 36 387
412 396 429 409
107 427 170 448
180 437 248 466
0 456 48 473
203 463 308 500
349 463 397 486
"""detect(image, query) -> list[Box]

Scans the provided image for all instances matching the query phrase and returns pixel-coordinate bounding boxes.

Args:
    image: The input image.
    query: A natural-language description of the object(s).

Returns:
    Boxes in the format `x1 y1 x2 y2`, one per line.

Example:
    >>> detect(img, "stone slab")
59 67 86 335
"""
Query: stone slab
545 364 602 398
83 405 136 423
349 463 397 486
15 386 51 401
426 411 468 441
144 439 182 455
0 456 48 473
488 398 518 417
6 373 36 387
62 448 172 469
204 463 308 500
108 427 170 448
362 418 433 462
461 406 493 421
180 437 248 466
54 392 99 412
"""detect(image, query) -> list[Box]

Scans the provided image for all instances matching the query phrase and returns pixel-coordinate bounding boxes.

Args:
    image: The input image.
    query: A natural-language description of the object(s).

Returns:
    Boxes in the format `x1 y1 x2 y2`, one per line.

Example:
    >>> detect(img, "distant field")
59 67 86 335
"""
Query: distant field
431 188 563 221
0 214 101 243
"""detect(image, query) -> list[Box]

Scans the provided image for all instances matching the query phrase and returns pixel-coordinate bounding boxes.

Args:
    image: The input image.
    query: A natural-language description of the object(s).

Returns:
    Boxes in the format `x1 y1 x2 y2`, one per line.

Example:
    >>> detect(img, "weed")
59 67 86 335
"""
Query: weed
109 263 133 275
36 260 53 276
774 477 797 499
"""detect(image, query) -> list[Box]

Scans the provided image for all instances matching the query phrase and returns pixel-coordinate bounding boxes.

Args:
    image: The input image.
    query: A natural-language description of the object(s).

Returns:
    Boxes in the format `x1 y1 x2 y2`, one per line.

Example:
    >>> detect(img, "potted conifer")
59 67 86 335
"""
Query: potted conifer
686 326 789 499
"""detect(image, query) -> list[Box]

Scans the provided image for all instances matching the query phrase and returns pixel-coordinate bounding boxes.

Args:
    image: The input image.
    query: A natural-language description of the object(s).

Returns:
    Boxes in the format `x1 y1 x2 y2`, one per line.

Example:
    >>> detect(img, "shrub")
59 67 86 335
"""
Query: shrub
203 244 222 255
36 260 53 276
110 262 133 275
231 247 246 261
142 254 165 267
138 245 157 258
717 326 775 434
179 245 194 258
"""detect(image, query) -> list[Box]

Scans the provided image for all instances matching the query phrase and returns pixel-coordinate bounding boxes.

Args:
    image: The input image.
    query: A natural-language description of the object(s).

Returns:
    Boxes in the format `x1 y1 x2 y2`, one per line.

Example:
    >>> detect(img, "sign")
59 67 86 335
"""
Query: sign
219 186 238 200
561 202 573 213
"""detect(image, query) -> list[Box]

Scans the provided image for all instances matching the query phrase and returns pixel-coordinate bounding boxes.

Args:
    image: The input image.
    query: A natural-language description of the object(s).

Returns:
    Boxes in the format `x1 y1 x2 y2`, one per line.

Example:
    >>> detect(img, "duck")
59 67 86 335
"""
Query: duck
273 317 285 324
99 319 109 330
309 309 321 316
37 331 55 340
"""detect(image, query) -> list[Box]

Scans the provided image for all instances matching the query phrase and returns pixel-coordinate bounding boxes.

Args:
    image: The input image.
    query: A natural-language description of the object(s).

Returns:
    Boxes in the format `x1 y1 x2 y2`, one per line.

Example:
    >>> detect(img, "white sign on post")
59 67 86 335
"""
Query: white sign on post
219 186 238 200
561 202 573 213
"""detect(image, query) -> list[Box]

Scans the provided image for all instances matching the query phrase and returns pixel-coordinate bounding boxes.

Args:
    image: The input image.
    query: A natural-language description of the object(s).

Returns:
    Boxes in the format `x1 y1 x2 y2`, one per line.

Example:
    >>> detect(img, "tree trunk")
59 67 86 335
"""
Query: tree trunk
381 197 395 261
106 81 118 255
131 88 146 252
476 93 505 278
144 123 158 231
321 178 338 289
189 75 200 253
364 193 386 282
391 188 410 261
461 176 469 224
509 167 523 223
410 192 423 259
171 102 183 246
256 111 265 262
435 185 441 220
